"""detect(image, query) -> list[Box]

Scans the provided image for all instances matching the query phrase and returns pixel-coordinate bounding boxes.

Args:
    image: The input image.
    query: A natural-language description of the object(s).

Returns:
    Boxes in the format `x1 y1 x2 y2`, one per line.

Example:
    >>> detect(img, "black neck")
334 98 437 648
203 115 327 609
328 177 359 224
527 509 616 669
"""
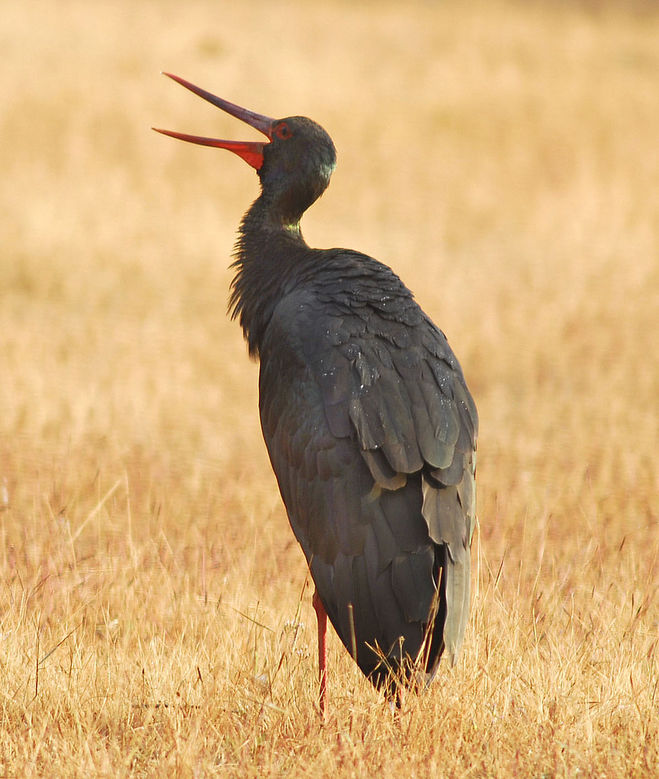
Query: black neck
229 194 310 356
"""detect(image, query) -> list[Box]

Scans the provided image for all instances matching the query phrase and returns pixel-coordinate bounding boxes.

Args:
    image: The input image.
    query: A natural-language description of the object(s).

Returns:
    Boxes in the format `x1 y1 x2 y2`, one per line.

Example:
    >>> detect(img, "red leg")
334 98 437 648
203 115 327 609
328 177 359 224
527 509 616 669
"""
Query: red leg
312 588 327 718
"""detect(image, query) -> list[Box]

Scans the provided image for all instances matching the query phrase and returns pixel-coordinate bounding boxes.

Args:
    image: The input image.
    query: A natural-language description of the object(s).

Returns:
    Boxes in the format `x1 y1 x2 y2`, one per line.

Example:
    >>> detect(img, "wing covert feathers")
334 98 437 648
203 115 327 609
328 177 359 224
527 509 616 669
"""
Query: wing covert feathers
258 259 478 688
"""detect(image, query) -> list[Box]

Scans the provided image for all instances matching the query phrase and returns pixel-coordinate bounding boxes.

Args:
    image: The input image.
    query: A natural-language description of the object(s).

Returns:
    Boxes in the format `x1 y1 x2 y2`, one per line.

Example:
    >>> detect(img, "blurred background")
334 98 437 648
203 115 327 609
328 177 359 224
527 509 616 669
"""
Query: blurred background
0 0 657 773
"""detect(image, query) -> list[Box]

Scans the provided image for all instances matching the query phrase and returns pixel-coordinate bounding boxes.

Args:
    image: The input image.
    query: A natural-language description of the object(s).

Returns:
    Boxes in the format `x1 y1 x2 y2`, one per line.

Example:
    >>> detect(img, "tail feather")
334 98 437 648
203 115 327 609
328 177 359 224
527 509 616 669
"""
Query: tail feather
443 546 471 664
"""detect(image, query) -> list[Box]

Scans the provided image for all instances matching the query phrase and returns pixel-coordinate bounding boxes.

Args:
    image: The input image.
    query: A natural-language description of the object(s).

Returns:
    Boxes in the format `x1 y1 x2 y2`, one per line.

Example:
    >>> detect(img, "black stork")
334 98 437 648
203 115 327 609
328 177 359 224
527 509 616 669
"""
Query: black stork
154 74 478 715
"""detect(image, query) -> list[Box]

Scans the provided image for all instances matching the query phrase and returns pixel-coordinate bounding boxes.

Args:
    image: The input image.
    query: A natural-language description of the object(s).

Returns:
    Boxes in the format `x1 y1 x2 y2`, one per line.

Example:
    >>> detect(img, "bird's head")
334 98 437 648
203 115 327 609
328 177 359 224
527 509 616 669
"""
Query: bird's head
154 73 336 226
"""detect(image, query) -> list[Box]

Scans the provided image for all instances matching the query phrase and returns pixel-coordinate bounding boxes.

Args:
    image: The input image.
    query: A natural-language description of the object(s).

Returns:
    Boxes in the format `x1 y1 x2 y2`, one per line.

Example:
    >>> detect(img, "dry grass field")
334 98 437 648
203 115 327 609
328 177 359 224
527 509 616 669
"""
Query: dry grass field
1 0 657 775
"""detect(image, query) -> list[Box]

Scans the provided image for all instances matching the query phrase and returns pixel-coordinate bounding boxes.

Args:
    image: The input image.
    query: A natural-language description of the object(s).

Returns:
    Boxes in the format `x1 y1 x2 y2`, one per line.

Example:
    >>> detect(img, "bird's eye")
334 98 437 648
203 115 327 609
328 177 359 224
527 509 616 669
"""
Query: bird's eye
274 122 292 140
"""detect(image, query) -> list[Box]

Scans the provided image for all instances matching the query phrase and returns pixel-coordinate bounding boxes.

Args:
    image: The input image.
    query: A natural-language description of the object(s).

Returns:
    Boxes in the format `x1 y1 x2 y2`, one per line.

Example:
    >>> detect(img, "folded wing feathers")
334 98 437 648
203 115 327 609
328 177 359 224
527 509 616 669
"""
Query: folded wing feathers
341 323 477 669
260 284 477 684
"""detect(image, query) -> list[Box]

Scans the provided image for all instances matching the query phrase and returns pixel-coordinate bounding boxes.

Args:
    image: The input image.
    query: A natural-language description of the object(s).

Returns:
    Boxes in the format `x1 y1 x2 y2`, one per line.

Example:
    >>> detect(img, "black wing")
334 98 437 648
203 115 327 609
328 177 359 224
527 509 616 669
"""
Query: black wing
258 259 477 686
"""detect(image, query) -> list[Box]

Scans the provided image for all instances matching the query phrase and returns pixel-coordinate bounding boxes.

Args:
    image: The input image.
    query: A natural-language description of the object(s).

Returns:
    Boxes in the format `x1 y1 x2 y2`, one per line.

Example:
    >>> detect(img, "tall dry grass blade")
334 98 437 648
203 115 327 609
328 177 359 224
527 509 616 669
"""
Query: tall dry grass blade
70 478 122 543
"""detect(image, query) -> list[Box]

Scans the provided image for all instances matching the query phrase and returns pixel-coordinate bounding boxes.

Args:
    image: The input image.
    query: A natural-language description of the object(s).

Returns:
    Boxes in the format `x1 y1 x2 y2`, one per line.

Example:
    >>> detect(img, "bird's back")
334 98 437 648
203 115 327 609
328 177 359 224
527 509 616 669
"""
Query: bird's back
257 249 477 688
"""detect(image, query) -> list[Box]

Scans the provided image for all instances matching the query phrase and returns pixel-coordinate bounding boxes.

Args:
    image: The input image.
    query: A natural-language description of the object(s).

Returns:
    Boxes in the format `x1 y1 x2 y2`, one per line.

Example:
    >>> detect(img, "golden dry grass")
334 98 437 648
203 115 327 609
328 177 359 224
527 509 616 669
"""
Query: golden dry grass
1 0 657 775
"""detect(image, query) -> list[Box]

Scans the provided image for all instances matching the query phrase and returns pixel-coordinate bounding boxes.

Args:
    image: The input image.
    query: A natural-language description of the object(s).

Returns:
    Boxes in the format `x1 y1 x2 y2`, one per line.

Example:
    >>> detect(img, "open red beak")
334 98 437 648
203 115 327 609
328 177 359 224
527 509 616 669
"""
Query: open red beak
153 73 274 170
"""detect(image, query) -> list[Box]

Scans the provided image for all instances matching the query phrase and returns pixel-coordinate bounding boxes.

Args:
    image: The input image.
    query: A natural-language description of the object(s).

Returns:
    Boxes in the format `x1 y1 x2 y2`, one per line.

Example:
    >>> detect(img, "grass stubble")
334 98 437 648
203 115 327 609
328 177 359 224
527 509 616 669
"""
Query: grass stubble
0 0 657 775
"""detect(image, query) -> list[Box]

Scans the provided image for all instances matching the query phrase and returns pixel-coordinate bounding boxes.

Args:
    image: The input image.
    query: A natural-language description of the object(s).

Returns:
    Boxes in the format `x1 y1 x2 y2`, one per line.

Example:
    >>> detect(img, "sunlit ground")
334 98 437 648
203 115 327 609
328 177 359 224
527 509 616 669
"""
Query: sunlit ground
1 1 657 775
